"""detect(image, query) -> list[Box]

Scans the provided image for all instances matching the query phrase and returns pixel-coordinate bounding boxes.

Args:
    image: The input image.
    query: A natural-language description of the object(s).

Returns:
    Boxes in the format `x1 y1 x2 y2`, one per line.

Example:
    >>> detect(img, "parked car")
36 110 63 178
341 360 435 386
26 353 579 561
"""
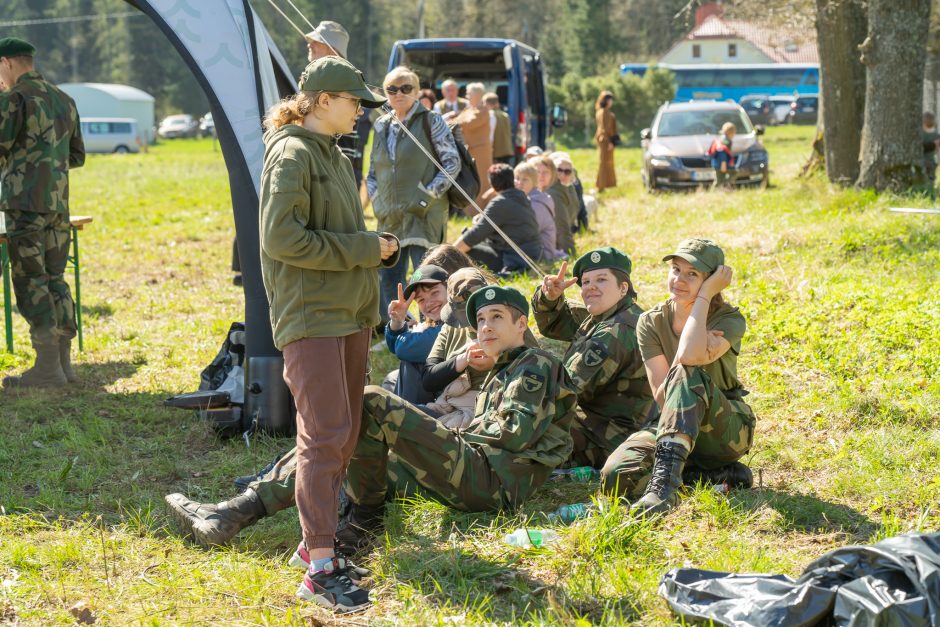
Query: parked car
199 112 216 138
158 114 198 139
80 117 141 154
769 95 795 125
640 100 769 191
738 95 774 127
787 95 819 125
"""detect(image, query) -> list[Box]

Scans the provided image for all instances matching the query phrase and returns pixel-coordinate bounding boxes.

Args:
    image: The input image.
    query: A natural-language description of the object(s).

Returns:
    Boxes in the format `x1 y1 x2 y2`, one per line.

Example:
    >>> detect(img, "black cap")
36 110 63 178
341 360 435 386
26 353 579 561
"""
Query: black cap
402 264 448 300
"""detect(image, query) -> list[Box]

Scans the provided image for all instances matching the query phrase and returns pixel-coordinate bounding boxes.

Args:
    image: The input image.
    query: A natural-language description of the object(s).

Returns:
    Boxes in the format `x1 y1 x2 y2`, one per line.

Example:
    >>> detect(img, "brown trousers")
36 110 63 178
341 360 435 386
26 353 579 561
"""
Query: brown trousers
283 329 371 550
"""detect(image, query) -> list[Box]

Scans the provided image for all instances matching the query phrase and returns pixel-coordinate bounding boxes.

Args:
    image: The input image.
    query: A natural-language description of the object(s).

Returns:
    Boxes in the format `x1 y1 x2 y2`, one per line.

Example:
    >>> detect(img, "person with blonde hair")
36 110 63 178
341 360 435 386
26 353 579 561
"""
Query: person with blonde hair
707 122 737 188
367 65 460 329
514 161 559 260
595 90 618 191
454 82 493 208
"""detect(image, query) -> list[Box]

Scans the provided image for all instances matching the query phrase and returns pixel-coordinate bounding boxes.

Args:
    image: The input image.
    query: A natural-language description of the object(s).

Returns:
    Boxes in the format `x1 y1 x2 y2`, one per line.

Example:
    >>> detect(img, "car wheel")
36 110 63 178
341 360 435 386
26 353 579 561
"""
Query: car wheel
113 145 129 154
759 172 770 190
644 169 657 194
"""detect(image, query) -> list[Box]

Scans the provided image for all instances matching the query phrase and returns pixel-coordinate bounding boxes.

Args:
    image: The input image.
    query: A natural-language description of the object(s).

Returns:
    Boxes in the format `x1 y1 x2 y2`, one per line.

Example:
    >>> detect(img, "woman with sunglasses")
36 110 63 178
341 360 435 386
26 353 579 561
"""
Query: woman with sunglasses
367 66 461 331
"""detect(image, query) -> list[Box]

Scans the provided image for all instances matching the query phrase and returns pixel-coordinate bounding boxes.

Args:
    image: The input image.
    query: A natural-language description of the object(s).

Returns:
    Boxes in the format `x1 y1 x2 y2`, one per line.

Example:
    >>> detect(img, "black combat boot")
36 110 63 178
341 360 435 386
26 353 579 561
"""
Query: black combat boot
334 500 385 558
682 461 753 490
630 439 690 517
164 489 267 548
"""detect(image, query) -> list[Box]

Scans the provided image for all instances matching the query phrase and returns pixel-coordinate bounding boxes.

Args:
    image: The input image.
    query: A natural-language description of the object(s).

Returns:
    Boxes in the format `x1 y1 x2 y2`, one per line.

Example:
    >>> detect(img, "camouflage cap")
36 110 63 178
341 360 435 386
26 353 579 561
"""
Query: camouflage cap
466 285 529 330
403 264 448 300
298 56 386 108
0 37 36 58
440 267 488 328
663 238 725 273
572 247 632 285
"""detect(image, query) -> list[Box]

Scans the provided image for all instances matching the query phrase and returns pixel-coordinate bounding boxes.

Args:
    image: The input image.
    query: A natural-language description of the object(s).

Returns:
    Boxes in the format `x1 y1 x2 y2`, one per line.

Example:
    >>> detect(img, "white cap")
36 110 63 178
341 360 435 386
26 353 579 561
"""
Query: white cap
305 21 349 59
551 151 574 167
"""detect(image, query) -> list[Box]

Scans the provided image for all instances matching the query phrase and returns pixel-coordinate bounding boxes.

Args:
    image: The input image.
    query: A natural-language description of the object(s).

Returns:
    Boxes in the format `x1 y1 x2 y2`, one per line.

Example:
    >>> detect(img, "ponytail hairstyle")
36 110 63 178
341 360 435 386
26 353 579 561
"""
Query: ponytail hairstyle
263 91 324 132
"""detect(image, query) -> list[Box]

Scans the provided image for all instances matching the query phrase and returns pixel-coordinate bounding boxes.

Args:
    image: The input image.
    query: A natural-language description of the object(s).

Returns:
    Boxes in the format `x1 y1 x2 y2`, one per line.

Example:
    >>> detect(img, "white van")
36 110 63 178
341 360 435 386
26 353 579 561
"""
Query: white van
80 117 141 154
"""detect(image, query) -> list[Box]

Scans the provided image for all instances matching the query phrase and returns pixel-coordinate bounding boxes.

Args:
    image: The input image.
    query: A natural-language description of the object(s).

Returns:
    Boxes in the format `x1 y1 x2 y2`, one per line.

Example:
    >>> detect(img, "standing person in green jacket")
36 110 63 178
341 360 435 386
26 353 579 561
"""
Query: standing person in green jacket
532 248 654 469
257 56 394 613
0 38 85 388
335 286 576 555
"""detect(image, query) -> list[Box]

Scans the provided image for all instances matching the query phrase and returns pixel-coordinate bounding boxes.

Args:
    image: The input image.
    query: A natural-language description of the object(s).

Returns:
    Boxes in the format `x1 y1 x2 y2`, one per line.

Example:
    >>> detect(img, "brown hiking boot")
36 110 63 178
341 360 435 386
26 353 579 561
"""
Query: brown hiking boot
164 490 267 548
630 440 690 518
59 336 78 383
3 334 68 388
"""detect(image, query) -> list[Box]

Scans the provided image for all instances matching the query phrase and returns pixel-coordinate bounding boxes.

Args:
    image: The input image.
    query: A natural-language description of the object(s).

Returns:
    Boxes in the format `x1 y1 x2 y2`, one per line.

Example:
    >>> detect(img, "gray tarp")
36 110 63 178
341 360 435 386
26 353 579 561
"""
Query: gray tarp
659 532 940 626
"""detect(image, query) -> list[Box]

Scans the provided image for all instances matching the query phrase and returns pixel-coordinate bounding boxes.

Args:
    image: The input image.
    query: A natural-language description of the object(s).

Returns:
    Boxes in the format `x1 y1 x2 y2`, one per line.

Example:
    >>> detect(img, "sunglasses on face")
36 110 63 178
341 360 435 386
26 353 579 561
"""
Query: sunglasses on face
557 168 573 175
385 84 415 95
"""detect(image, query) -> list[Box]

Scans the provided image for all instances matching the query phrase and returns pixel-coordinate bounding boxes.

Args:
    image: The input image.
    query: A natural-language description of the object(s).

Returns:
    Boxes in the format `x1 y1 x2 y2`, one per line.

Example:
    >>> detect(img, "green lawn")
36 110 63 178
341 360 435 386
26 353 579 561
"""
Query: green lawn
0 127 938 625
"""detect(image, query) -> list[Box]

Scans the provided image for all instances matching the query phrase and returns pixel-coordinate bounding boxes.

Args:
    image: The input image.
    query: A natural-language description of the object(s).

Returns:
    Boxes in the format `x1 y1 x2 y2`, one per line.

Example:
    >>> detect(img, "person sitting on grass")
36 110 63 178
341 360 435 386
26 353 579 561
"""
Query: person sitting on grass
601 238 755 514
454 163 543 275
708 122 737 189
532 248 654 470
513 161 562 261
333 286 576 556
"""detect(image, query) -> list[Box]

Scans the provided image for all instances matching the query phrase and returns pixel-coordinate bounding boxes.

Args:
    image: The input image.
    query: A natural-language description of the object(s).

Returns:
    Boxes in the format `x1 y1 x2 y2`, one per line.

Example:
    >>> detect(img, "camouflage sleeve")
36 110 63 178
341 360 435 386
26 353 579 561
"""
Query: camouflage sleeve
0 92 26 160
565 325 638 395
69 107 85 169
463 353 557 452
530 285 588 341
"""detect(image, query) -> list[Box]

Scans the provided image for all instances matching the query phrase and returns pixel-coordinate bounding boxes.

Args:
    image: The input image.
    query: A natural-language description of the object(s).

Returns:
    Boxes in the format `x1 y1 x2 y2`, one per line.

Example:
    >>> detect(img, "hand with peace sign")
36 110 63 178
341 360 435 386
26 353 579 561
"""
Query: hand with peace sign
541 261 579 302
387 283 414 331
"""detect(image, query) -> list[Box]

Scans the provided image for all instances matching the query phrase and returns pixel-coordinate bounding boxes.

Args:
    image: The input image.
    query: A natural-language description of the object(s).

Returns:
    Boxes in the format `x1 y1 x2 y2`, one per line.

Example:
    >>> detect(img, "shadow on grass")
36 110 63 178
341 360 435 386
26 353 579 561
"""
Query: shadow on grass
81 302 115 318
733 488 877 541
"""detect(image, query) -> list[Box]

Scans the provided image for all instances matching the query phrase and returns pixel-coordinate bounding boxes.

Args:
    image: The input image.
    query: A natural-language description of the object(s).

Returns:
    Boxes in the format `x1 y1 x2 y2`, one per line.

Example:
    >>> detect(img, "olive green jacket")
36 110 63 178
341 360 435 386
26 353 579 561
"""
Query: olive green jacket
259 124 399 348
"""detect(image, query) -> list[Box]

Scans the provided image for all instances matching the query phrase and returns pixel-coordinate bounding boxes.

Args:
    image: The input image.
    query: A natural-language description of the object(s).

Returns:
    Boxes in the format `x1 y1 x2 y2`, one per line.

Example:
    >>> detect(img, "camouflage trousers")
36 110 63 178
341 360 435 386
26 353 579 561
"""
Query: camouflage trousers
3 210 76 341
567 411 641 470
601 364 755 498
345 385 509 512
249 446 298 516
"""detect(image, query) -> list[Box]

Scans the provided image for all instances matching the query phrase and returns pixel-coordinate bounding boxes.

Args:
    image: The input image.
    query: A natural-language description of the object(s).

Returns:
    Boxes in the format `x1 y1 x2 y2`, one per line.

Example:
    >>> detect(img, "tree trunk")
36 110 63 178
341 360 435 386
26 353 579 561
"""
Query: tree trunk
815 0 867 185
856 0 933 191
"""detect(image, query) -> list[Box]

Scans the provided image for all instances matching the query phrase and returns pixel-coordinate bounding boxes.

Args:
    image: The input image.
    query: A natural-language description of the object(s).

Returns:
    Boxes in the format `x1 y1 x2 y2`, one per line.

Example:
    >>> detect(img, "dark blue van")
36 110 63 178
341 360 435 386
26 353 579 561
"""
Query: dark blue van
387 38 562 157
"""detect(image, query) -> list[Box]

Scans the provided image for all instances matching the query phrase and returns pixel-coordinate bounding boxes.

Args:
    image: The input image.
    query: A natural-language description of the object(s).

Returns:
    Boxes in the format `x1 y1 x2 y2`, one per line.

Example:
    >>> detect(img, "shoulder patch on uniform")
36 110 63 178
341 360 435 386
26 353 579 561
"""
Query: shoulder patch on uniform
583 342 608 368
521 371 546 394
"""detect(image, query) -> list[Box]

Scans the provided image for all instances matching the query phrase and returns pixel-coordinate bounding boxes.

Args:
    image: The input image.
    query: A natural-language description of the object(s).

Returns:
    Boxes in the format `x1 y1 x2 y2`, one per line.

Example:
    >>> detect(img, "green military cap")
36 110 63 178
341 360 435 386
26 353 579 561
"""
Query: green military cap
0 37 36 58
440 267 489 328
572 246 633 284
466 285 529 329
298 56 386 108
402 264 448 300
663 238 725 273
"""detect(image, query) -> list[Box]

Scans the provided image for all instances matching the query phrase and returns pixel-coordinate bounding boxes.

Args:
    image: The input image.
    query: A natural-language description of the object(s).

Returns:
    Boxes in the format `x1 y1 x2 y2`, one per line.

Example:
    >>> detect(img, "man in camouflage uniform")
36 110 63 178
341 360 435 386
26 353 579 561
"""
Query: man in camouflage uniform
336 285 576 553
532 247 655 468
0 38 85 387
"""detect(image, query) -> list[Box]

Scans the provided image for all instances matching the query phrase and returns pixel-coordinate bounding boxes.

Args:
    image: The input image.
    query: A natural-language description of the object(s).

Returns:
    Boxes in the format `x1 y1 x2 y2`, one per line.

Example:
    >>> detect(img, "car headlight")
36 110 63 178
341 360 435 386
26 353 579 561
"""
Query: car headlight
650 156 673 168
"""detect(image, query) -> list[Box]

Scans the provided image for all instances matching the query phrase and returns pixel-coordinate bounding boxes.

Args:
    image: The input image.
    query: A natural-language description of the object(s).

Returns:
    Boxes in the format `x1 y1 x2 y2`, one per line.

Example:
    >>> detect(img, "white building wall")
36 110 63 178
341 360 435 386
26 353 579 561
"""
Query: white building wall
59 84 156 144
661 39 772 64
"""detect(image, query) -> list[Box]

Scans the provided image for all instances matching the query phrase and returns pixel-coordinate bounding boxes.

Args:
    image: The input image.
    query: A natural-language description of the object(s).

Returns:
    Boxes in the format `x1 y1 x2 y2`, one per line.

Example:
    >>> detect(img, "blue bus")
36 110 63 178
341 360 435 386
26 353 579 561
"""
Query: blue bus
388 38 555 156
620 63 819 101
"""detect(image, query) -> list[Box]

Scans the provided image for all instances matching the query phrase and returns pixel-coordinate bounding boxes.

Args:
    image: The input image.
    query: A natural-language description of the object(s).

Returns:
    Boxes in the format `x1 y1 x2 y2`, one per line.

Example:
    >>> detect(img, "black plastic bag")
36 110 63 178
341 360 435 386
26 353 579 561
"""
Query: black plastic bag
659 532 940 626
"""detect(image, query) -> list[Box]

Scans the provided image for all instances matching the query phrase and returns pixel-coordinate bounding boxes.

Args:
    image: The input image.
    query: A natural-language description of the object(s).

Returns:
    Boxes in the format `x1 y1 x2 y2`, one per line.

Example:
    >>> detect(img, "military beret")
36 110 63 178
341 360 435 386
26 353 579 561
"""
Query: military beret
663 238 725 273
0 38 36 58
466 285 529 329
402 264 448 300
572 247 632 284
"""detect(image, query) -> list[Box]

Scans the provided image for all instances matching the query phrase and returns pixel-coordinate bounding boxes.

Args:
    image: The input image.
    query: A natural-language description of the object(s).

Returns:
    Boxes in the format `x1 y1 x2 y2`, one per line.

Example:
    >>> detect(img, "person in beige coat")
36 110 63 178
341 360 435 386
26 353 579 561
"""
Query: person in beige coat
595 90 617 192
485 92 514 164
454 82 493 211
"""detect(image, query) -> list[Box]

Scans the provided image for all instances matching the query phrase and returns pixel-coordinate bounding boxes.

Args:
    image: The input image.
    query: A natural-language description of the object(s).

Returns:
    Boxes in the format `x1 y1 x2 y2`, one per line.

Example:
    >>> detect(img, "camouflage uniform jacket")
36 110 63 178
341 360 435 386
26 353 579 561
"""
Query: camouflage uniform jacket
461 345 576 498
532 288 654 434
0 71 85 214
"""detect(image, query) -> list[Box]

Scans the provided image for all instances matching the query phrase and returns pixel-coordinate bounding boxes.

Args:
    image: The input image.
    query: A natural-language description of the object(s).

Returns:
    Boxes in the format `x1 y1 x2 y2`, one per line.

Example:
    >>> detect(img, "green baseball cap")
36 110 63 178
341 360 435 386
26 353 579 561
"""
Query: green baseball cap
0 37 36 58
440 267 489 328
402 264 448 300
298 57 386 108
572 247 632 284
663 238 725 273
466 285 529 330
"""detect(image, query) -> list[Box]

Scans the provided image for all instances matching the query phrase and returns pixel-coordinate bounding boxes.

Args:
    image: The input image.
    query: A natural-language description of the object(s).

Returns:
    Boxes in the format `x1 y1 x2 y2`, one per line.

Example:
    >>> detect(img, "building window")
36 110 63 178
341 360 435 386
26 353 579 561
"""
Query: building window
728 43 737 58
692 44 701 59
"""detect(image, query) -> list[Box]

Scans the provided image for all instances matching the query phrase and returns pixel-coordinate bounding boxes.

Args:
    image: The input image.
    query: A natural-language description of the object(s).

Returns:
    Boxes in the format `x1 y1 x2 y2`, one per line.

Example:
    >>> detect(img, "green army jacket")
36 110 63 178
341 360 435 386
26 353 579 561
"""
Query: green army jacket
259 124 399 348
461 345 576 505
532 288 655 435
0 71 85 214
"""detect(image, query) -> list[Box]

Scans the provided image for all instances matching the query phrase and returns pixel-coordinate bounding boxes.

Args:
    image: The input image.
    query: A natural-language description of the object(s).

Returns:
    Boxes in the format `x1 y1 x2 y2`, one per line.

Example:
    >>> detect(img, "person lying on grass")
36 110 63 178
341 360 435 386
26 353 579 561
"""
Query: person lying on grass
600 238 756 514
333 285 576 556
531 247 655 470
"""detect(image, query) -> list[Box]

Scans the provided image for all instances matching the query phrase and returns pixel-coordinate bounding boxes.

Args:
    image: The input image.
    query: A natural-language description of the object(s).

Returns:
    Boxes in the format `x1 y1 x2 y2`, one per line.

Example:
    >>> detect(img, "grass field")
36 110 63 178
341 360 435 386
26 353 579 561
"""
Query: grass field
1 126 938 625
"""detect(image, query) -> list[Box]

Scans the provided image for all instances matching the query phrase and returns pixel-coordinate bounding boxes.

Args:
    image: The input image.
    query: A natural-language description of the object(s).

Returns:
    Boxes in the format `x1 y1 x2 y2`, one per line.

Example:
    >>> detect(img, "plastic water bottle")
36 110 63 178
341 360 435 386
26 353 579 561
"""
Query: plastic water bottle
503 528 560 548
550 466 598 482
713 481 730 495
547 502 597 524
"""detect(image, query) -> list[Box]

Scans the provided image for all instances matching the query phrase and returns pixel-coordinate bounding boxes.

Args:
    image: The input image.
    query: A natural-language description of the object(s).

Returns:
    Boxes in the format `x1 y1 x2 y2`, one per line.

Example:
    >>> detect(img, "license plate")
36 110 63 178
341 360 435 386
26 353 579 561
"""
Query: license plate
691 170 715 182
